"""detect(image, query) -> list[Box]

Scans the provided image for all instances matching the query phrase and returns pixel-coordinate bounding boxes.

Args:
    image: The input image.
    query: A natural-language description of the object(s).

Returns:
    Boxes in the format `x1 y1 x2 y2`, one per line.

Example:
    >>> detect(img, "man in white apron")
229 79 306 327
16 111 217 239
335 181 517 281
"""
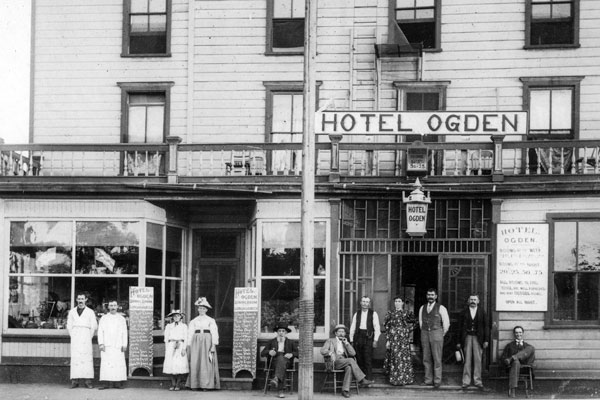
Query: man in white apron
66 293 97 389
98 300 128 389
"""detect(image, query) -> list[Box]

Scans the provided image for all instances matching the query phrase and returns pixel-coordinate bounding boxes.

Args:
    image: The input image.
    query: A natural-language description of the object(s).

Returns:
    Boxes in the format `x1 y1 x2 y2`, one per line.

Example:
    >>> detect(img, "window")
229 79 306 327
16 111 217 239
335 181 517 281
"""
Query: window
526 0 579 48
393 0 441 50
7 220 183 331
395 81 448 142
258 222 327 334
118 82 173 175
123 0 171 56
548 215 600 325
267 0 305 54
521 77 582 139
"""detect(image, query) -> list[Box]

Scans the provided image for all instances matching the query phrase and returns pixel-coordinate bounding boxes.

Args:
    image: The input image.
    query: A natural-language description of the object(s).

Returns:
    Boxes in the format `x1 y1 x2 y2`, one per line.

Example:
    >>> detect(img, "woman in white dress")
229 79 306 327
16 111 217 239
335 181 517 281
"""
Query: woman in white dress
163 310 189 390
186 297 220 390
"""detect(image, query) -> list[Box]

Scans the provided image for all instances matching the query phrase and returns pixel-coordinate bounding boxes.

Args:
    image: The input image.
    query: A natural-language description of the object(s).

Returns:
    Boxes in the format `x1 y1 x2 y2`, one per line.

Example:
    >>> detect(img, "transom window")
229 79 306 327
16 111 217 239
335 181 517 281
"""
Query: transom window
526 0 579 48
267 0 305 54
549 215 600 325
393 0 441 50
123 0 171 56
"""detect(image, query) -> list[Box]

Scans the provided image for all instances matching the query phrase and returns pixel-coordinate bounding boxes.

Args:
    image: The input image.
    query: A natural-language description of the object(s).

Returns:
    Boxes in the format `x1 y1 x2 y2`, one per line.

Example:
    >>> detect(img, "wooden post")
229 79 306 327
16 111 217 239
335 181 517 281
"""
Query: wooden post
491 134 505 182
328 133 343 182
299 0 317 399
166 136 182 184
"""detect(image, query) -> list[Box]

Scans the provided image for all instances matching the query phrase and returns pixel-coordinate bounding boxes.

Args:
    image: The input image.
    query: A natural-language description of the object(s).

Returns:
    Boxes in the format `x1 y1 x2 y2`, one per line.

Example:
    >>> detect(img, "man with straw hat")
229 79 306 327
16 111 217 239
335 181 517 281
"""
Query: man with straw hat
320 324 374 398
163 309 189 390
261 324 298 398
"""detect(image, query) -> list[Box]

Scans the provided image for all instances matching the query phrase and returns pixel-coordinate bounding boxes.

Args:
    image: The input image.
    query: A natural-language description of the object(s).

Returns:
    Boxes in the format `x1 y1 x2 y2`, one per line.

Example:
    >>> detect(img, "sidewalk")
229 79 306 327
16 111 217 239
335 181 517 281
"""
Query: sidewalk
1 383 599 400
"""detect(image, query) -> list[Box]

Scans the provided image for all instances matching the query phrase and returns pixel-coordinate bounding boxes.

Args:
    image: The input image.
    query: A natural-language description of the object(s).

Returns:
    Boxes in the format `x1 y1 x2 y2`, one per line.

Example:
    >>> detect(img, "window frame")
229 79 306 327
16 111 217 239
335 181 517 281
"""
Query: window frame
390 0 442 52
118 82 174 144
5 218 186 335
524 0 580 49
266 0 305 56
255 219 330 340
122 0 172 57
520 76 583 140
546 213 600 328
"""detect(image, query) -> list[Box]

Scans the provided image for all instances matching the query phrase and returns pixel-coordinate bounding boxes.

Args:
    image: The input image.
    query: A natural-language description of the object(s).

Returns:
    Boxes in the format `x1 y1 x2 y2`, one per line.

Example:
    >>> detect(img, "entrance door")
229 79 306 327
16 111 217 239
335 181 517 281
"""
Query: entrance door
191 230 244 364
438 255 488 363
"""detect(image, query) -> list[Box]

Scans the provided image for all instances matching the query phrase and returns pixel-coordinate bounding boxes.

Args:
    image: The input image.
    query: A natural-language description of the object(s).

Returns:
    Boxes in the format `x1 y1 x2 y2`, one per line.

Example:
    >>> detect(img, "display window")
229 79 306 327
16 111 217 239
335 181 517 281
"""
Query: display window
6 220 184 333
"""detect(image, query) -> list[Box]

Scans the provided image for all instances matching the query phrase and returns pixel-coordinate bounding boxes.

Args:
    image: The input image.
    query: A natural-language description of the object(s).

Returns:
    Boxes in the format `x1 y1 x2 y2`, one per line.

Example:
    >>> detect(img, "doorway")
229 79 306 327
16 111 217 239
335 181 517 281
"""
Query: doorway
191 230 244 364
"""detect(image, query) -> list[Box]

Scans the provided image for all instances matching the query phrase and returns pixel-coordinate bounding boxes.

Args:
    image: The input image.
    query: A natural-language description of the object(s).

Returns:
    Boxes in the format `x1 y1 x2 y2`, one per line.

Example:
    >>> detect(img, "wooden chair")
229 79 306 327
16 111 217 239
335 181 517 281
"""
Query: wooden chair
320 356 360 395
515 364 534 398
263 357 297 394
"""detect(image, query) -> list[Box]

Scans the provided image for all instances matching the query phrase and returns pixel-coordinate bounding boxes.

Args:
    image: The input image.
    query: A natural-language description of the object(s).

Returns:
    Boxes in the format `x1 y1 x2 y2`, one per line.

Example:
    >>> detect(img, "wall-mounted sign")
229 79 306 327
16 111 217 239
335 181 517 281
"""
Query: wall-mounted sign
128 286 154 376
232 287 259 379
402 179 431 237
406 146 428 175
316 111 528 135
496 224 548 311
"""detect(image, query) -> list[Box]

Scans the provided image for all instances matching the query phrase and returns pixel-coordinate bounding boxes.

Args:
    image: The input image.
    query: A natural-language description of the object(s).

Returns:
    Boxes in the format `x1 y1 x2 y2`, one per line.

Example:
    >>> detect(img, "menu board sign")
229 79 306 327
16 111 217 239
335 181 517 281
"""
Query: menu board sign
232 287 259 378
128 286 154 376
496 224 548 311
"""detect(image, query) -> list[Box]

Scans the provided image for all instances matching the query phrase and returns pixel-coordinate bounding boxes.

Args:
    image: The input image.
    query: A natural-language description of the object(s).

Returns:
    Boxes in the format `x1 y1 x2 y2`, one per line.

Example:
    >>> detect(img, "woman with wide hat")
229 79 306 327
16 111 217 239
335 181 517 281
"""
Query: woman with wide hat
163 309 189 390
260 324 298 398
186 297 220 390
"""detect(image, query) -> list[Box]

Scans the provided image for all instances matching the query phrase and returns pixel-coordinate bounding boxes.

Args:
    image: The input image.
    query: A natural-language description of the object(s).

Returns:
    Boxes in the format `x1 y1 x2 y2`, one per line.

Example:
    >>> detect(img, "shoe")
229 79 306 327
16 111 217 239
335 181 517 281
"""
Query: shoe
433 383 441 389
508 388 516 398
342 390 350 398
174 387 181 391
420 381 432 386
70 381 79 389
278 390 285 398
98 386 110 390
359 378 374 387
462 385 469 389
169 386 175 391
115 382 124 389
84 381 93 389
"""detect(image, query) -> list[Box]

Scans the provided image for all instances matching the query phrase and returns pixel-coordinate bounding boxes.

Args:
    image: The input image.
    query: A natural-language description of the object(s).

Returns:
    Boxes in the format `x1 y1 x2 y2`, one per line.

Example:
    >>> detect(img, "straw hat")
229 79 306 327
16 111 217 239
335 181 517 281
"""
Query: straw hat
332 324 348 335
194 297 212 309
166 309 185 318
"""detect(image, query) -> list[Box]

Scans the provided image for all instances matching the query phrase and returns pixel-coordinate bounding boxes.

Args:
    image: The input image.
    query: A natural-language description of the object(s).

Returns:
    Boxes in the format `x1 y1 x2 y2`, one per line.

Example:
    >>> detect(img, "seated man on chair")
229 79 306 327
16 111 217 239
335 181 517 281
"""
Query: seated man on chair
261 324 298 398
500 325 535 398
320 324 374 398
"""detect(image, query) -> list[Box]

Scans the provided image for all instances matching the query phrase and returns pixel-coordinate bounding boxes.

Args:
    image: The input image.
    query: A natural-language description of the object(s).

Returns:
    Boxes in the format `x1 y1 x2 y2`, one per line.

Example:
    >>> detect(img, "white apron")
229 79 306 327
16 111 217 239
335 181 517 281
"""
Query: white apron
98 313 128 381
66 307 97 379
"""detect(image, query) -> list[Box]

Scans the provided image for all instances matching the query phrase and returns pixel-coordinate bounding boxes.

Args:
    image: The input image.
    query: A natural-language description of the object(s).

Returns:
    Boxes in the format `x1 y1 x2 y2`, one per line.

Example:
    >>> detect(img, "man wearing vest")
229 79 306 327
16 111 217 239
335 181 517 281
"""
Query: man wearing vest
456 294 489 391
349 296 381 381
418 288 450 389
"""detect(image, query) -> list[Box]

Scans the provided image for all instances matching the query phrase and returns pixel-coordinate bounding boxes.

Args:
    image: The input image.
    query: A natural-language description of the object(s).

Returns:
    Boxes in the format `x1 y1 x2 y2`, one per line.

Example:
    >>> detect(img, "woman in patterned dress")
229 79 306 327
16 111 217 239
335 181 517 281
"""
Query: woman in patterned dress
383 296 417 385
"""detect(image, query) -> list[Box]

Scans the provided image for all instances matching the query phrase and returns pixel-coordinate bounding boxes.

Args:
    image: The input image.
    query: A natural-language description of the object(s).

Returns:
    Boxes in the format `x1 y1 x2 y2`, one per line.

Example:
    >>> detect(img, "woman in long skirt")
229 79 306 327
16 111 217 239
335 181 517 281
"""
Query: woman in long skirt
186 297 220 390
163 310 189 390
383 296 417 385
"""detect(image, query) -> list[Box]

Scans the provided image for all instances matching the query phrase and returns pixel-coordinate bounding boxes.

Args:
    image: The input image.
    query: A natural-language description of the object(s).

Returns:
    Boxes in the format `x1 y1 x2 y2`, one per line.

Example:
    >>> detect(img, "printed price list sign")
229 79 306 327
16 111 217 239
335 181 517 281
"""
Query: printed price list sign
232 287 259 378
128 286 154 376
496 224 548 311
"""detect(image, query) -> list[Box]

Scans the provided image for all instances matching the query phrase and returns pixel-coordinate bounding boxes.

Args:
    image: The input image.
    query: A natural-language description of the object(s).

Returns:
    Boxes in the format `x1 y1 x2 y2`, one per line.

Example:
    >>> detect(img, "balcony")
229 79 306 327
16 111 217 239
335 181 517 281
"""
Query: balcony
1 136 600 193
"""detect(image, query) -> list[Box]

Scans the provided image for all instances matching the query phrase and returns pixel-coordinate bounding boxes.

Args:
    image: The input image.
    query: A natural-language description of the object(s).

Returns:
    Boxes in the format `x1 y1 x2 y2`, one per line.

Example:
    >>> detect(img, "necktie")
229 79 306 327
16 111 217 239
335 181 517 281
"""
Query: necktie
517 341 523 349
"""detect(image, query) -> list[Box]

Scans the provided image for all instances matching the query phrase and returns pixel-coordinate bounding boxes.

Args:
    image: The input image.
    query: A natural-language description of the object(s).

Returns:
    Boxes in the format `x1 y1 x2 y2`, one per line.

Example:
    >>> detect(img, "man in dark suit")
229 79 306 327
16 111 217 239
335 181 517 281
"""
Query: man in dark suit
456 294 488 390
261 325 298 398
500 325 535 398
320 324 374 398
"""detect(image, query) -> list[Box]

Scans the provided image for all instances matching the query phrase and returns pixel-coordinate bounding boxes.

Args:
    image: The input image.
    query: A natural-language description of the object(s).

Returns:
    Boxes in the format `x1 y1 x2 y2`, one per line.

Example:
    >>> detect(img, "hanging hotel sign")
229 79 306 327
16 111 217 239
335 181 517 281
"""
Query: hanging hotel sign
402 179 431 237
496 224 548 311
316 111 528 135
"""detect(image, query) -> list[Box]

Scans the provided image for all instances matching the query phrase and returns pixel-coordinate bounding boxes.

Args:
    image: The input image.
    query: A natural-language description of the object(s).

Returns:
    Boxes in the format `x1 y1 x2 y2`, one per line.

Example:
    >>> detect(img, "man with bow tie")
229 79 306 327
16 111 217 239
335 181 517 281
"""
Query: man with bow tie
457 294 488 390
500 326 535 398
320 324 374 398
261 325 298 398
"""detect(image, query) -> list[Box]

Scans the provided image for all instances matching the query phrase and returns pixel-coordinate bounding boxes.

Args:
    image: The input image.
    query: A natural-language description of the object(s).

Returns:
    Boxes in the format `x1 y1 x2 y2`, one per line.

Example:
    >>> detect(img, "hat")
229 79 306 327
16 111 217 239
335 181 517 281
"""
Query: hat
455 348 464 364
332 324 348 335
194 297 212 309
274 324 291 333
166 309 185 318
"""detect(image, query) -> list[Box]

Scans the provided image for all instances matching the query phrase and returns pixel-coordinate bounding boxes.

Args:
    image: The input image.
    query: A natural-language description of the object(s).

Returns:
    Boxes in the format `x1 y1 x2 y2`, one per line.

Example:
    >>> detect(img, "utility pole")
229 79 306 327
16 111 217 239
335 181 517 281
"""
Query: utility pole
298 0 317 399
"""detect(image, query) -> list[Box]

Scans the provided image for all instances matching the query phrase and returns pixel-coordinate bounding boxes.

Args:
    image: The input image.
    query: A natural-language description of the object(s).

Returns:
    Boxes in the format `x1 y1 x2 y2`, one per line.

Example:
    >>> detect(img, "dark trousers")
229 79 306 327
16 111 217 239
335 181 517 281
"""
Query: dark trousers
272 353 289 389
354 330 373 380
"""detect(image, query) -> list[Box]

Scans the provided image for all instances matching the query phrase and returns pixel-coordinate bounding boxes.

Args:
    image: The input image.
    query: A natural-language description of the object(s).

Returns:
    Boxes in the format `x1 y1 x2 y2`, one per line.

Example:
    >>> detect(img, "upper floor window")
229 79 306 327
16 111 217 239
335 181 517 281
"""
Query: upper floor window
267 0 305 55
393 0 441 50
521 77 582 139
123 0 171 56
548 214 600 326
526 0 579 48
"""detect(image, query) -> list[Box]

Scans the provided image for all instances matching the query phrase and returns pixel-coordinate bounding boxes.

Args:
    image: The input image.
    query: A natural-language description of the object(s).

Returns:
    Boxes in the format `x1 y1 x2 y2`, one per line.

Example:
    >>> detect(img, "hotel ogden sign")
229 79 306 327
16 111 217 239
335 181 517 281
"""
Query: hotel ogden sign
316 111 528 135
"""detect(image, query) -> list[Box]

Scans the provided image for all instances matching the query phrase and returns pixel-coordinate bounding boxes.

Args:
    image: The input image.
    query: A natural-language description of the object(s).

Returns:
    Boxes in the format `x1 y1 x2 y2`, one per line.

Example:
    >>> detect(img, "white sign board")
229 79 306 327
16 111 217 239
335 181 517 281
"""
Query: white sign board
232 287 259 378
315 111 528 135
496 224 548 311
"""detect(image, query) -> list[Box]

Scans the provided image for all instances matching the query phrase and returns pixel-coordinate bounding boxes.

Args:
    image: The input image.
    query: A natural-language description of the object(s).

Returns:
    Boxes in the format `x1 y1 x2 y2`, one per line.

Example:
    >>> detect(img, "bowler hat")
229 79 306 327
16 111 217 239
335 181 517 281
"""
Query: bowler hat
332 324 348 335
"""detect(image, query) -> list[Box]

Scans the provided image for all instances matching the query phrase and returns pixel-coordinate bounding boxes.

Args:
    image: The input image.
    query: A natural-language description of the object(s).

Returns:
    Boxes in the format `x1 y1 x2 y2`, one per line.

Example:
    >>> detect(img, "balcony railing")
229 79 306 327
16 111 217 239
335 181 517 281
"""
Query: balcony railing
1 136 600 182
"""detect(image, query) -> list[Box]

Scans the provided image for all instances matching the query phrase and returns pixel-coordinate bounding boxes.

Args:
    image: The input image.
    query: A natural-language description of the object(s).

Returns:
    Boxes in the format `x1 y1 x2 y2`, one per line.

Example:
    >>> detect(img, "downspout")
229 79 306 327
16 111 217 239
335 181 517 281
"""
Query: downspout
28 0 36 144
186 0 195 144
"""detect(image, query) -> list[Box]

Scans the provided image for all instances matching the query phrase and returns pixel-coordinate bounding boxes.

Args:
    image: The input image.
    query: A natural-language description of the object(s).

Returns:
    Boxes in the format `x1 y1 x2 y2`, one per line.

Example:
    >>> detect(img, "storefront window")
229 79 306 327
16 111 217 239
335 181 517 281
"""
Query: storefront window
551 218 600 324
7 220 184 332
260 221 327 333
